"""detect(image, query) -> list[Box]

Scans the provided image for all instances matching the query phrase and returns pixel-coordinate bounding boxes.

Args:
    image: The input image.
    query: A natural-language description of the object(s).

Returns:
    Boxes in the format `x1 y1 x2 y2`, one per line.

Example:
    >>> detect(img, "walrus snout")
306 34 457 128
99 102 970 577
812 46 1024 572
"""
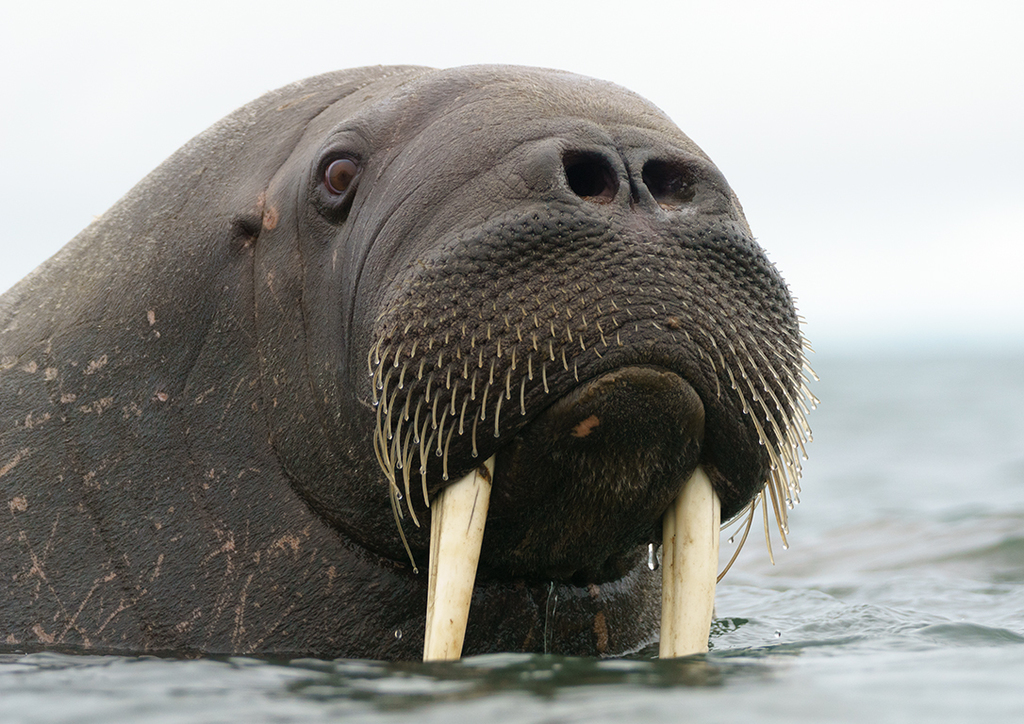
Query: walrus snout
480 366 705 583
559 146 724 212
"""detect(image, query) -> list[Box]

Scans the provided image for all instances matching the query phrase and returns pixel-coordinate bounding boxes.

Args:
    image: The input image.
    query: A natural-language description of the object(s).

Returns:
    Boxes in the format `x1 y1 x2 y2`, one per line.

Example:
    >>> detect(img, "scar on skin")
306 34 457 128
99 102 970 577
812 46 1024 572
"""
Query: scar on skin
263 205 279 231
84 355 108 375
175 607 203 634
78 397 114 416
258 192 278 231
571 415 601 438
593 610 609 654
24 412 52 428
271 534 301 556
9 496 28 513
147 310 156 326
1 448 29 478
275 92 317 112
31 624 55 644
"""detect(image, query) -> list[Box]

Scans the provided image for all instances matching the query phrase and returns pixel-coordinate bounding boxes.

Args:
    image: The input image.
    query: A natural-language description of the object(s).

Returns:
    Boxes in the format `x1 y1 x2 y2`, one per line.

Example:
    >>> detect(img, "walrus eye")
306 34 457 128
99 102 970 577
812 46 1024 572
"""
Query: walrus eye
325 158 359 195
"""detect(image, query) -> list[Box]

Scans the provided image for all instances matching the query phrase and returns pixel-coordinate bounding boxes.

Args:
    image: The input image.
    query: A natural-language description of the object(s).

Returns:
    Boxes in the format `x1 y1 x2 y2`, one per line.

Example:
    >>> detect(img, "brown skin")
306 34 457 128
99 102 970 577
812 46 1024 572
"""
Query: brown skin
0 66 804 659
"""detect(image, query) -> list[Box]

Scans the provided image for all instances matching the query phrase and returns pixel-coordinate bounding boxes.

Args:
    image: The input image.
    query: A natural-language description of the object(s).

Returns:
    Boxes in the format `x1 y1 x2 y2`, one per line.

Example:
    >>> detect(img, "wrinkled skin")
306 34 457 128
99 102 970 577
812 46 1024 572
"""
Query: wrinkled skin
0 66 806 659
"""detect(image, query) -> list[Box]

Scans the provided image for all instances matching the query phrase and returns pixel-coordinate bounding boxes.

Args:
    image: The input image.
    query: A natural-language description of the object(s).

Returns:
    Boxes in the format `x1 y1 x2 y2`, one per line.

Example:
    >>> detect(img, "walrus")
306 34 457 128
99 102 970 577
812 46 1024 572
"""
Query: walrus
0 65 812 660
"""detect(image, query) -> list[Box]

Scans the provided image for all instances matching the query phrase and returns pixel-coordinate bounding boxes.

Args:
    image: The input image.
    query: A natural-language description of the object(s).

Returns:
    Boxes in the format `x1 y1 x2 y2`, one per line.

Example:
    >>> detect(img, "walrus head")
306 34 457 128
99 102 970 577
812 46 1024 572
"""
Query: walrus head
251 65 813 659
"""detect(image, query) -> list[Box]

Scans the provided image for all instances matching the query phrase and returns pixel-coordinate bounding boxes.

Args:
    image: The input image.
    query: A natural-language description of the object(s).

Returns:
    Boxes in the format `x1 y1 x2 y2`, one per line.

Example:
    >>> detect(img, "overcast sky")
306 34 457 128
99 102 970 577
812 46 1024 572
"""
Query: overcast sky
2 0 1021 353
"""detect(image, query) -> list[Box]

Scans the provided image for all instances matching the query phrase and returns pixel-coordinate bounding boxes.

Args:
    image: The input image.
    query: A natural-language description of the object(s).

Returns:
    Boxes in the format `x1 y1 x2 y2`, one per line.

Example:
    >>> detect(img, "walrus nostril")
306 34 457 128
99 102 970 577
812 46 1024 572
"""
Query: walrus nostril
563 152 618 203
641 159 697 207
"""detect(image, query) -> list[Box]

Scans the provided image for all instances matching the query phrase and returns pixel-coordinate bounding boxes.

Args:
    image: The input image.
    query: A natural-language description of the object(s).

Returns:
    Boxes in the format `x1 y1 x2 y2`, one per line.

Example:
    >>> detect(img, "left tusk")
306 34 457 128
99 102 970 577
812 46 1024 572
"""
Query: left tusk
423 455 494 662
660 465 721 658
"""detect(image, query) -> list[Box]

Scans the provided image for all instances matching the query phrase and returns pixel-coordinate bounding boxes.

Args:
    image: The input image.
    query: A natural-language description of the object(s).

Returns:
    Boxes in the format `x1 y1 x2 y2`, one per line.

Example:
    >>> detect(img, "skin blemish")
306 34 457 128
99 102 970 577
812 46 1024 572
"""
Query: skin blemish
84 355 108 375
571 415 601 438
263 205 279 231
271 534 302 556
23 412 51 429
78 397 114 415
31 624 55 645
0 448 29 478
274 92 317 112
593 610 609 654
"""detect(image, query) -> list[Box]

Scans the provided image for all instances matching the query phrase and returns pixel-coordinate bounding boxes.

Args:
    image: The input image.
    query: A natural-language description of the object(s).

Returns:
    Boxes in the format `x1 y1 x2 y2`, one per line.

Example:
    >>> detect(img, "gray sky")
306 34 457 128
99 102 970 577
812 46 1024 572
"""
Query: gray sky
2 0 1021 353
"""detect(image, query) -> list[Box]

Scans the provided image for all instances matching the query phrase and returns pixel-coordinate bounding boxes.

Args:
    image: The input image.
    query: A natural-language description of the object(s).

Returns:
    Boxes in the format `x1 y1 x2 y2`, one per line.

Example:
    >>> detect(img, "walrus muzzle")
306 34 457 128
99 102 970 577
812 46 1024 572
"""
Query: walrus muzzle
422 366 718 660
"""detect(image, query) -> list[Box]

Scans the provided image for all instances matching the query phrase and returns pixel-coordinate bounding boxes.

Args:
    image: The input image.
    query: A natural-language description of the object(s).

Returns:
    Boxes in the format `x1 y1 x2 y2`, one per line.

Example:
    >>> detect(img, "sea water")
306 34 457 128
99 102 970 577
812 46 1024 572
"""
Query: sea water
2 351 1023 723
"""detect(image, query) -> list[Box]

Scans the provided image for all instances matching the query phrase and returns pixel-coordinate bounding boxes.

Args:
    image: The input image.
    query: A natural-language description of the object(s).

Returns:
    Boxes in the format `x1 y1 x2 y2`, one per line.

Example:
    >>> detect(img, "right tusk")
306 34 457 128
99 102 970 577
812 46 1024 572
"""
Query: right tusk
423 455 494 662
660 465 721 658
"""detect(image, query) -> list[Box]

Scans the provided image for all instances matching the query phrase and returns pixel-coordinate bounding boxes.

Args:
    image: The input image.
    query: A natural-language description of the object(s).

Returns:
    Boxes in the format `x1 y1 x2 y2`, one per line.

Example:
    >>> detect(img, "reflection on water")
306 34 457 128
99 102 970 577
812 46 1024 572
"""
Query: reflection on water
0 650 777 722
282 652 768 709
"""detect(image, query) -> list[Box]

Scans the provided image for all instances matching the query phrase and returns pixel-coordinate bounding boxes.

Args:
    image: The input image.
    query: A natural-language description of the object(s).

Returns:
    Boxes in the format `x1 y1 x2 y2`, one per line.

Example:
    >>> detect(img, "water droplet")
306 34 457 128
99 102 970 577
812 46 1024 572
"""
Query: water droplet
647 543 659 571
394 629 403 640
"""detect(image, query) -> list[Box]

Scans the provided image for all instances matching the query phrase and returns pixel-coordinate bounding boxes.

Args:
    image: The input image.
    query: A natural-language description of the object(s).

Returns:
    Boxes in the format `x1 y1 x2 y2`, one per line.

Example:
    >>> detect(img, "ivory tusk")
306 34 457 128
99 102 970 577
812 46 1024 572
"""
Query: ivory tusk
423 455 494 662
660 465 721 658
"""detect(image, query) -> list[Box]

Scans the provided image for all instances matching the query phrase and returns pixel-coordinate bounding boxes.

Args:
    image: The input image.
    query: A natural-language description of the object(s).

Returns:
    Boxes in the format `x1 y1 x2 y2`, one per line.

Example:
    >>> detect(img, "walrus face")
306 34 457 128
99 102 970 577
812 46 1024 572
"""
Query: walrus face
255 66 812 659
